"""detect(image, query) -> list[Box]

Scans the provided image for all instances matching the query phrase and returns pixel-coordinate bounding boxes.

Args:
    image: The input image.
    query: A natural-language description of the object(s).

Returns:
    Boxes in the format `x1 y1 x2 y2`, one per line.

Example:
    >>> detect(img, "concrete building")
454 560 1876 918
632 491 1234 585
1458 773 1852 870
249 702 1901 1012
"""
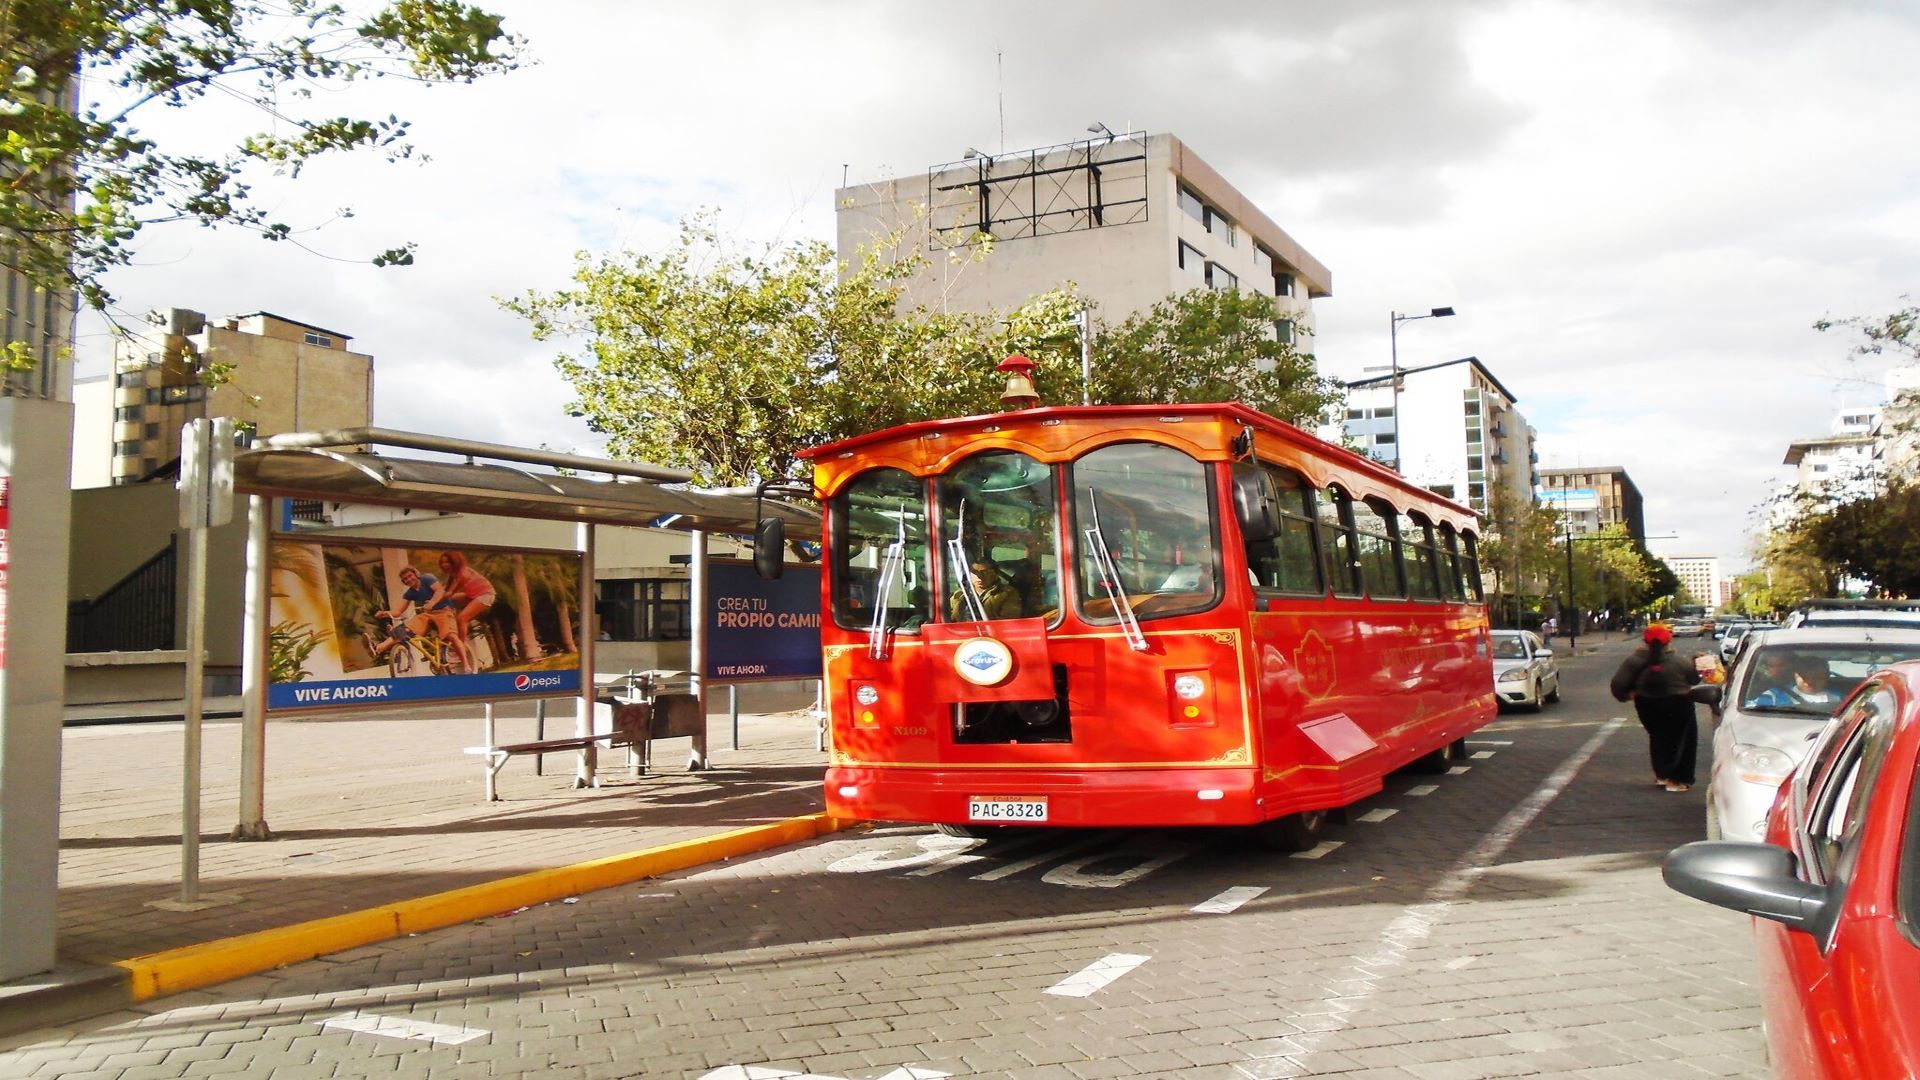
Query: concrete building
1339 357 1536 518
73 309 372 487
1537 466 1648 542
1667 555 1724 612
835 131 1329 347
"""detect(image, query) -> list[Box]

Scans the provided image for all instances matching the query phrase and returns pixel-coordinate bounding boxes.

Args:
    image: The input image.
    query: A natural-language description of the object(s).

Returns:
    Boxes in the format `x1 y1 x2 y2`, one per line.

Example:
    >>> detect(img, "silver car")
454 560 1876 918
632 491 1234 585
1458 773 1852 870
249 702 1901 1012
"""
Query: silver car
1491 629 1560 710
1706 627 1920 840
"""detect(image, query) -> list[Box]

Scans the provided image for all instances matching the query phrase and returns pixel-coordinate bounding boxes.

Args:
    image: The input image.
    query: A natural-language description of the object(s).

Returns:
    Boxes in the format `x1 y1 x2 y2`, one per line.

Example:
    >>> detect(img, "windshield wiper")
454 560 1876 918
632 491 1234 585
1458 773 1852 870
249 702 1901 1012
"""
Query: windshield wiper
1083 491 1148 652
867 508 908 659
945 499 990 624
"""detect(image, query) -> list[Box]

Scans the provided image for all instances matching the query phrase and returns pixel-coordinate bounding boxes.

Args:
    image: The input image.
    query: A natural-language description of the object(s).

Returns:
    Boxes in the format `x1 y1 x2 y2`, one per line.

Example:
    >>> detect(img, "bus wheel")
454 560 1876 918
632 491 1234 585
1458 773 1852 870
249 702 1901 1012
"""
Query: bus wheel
934 823 1000 840
1450 737 1469 759
1411 744 1454 775
1255 809 1327 852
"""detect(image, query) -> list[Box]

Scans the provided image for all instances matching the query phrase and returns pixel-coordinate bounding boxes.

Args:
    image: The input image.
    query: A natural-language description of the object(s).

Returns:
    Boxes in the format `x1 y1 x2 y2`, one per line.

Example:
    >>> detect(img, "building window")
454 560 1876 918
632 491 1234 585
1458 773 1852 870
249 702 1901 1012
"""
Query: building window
114 405 142 422
1177 241 1206 288
1179 186 1206 224
303 331 333 347
1463 398 1481 417
1205 262 1237 291
143 422 159 438
115 369 147 388
114 440 141 455
1467 455 1483 471
1345 408 1366 421
1373 432 1396 445
1274 318 1293 345
1275 272 1294 297
597 579 690 642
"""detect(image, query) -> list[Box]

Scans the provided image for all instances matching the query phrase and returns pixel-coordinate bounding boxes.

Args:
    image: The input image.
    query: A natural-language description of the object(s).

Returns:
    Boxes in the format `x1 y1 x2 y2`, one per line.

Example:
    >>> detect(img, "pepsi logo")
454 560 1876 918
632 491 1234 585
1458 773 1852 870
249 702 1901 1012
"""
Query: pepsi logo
513 674 531 691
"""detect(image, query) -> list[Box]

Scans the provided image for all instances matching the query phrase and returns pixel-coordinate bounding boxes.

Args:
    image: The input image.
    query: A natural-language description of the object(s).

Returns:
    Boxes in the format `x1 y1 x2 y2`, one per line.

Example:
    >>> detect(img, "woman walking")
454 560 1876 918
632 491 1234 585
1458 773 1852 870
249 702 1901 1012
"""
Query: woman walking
1610 623 1702 791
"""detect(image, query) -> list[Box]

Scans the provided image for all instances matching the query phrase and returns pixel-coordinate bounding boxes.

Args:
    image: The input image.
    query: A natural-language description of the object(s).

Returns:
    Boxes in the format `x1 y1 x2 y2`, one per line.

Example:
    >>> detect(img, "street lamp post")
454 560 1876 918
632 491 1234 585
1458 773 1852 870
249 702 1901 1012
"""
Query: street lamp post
1387 306 1455 471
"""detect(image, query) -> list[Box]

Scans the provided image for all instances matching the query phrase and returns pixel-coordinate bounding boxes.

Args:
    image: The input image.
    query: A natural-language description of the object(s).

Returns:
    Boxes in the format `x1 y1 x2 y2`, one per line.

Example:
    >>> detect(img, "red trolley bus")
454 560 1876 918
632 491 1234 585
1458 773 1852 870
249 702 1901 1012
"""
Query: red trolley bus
763 396 1496 849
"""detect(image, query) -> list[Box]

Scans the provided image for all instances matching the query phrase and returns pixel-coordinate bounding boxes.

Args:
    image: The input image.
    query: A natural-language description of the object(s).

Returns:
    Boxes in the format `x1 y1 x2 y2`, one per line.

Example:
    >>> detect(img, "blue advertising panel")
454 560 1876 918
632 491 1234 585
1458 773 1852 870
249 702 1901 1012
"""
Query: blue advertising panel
265 535 583 713
706 561 822 682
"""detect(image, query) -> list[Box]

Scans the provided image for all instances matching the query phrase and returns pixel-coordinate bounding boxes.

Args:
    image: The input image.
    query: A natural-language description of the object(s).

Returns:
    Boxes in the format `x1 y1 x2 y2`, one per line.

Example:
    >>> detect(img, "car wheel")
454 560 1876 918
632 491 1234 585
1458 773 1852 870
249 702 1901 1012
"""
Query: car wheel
1545 677 1560 704
1254 809 1328 852
1704 790 1722 841
1529 679 1545 712
934 823 1002 840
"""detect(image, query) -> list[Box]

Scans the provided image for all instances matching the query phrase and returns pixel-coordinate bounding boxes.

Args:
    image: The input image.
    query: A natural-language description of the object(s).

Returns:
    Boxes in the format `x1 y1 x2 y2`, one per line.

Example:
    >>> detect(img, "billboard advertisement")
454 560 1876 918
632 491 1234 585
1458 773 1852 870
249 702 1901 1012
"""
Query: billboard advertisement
1537 487 1600 513
706 560 822 682
266 537 583 712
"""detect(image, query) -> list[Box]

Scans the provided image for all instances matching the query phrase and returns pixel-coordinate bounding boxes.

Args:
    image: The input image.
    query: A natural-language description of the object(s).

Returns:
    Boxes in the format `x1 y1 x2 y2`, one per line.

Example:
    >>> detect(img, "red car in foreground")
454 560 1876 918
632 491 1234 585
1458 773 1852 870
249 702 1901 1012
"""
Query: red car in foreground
1665 659 1920 1078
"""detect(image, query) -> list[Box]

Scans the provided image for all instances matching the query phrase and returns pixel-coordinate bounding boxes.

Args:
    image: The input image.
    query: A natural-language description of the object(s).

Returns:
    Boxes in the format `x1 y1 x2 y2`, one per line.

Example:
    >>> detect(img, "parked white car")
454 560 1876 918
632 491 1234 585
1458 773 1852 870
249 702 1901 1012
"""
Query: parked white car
1706 626 1920 840
1491 629 1560 711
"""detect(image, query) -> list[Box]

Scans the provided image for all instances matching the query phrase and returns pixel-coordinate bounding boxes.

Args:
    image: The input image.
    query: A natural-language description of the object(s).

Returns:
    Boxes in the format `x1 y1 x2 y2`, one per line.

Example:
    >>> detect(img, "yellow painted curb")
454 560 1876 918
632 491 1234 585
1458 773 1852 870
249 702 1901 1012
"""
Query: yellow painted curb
116 812 851 1001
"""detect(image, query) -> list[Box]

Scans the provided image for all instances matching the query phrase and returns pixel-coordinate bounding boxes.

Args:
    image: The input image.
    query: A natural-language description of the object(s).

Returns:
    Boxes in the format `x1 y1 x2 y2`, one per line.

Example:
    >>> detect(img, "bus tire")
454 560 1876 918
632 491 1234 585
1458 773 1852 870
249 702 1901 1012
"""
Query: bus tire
1255 809 1327 852
1411 744 1454 775
1449 737 1469 759
934 823 999 840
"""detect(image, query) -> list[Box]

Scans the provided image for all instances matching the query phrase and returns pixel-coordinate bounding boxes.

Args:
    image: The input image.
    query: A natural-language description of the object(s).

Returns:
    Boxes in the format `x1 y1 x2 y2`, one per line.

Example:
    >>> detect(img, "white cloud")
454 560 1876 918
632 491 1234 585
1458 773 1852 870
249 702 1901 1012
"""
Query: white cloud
75 0 1920 572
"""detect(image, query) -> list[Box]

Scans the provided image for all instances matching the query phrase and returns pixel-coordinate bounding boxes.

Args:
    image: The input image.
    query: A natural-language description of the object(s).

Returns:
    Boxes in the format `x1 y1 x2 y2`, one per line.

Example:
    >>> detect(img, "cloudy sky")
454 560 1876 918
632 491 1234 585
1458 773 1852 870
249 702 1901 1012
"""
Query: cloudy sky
77 0 1920 572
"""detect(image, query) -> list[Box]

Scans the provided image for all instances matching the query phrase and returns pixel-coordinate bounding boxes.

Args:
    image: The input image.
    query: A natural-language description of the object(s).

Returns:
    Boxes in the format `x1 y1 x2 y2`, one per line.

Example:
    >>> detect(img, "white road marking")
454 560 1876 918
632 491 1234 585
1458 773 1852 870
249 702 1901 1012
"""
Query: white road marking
1042 840 1195 888
1232 717 1628 1078
971 831 1112 881
1469 740 1513 745
1046 953 1151 997
827 834 979 874
1289 840 1344 860
1444 956 1477 970
1406 784 1439 797
1193 886 1269 914
876 1068 954 1079
319 1011 488 1046
1447 766 1472 775
1356 809 1398 823
1471 750 1495 759
700 1067 953 1080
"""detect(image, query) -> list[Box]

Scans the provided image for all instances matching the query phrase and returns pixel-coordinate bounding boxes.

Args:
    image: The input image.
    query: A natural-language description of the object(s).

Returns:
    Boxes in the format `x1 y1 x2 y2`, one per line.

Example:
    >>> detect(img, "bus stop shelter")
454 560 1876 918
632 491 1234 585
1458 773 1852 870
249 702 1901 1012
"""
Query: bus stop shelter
223 426 818 841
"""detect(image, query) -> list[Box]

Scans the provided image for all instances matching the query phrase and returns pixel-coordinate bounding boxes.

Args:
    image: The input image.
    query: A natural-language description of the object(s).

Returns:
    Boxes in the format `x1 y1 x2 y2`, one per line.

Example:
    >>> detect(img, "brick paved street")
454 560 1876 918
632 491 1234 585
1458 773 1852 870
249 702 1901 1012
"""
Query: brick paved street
0 645 1770 1078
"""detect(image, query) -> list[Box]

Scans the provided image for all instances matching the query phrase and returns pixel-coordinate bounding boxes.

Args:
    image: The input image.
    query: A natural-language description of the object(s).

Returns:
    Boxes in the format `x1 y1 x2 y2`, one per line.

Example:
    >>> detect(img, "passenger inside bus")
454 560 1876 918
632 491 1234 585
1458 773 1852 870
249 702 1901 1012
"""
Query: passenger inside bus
949 558 1024 621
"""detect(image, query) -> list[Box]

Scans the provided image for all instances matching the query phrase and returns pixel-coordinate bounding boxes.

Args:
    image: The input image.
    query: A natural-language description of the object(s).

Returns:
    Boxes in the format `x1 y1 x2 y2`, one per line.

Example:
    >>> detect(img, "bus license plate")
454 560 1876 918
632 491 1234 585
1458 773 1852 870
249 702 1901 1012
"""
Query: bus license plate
969 796 1048 822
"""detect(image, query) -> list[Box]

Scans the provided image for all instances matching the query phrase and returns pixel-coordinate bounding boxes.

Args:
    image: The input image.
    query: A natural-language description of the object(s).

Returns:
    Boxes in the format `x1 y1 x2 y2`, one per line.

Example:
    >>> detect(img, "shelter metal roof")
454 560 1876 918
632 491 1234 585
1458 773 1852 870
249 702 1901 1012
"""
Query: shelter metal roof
233 448 820 538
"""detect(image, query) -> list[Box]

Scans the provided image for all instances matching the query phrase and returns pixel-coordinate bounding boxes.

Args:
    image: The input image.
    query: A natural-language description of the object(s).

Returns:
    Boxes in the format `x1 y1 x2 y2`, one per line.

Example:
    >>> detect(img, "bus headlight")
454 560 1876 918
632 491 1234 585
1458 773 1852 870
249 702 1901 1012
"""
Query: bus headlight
1174 674 1207 700
855 684 881 706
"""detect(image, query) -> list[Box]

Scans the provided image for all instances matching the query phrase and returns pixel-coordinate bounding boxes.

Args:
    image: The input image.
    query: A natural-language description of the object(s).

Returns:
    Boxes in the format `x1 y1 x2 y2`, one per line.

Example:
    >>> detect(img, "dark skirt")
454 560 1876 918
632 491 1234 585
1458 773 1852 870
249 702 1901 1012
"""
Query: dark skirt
1633 694 1698 785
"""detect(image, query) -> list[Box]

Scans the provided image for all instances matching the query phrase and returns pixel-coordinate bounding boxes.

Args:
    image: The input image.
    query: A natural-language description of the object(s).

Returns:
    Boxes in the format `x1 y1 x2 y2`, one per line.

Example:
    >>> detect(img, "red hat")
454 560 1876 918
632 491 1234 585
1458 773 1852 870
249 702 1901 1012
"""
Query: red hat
1644 624 1673 644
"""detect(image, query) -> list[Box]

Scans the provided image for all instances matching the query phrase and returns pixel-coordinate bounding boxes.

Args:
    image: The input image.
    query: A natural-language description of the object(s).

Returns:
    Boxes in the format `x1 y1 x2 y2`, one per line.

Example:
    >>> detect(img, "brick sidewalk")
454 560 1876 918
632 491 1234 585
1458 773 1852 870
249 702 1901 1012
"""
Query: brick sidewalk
47 691 829 969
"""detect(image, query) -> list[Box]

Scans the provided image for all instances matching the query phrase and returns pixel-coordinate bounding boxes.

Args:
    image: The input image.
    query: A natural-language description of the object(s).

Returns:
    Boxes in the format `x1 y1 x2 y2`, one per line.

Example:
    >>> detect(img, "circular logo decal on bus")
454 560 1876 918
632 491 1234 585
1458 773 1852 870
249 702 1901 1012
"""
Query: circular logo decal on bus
953 637 1015 686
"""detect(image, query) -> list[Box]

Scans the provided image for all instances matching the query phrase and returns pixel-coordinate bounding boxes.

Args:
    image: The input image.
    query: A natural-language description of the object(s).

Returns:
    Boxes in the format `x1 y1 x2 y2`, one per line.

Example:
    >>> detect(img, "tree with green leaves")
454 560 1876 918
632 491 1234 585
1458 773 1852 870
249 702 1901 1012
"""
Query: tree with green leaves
0 0 521 368
509 215 1345 487
1478 487 1562 625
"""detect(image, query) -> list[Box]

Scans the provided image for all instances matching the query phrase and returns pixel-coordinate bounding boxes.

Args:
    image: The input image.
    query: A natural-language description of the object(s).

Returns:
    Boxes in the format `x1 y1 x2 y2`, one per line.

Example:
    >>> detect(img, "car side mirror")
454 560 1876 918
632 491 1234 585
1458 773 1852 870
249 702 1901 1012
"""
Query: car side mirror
753 518 786 581
1534 648 1555 658
1662 840 1829 933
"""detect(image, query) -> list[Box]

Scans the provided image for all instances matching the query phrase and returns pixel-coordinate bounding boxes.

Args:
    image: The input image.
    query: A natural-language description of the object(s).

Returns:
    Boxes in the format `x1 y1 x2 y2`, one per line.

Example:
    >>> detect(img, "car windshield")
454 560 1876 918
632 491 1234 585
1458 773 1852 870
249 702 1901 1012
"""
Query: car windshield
1491 634 1529 660
1737 642 1920 716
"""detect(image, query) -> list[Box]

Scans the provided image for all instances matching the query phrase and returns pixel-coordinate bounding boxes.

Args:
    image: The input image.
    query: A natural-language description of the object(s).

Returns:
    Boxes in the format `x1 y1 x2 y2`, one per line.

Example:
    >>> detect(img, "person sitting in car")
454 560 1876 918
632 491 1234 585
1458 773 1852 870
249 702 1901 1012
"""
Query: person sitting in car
1746 656 1841 710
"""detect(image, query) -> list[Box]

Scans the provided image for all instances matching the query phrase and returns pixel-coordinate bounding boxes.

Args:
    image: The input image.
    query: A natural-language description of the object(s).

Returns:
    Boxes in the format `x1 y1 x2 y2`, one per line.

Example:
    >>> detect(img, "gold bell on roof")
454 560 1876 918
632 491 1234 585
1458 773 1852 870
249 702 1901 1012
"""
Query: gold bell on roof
997 353 1039 410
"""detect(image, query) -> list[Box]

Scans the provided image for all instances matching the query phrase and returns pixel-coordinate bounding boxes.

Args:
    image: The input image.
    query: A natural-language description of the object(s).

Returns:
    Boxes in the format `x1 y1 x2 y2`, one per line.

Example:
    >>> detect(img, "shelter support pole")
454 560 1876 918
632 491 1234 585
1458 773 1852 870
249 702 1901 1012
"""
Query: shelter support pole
233 495 271 840
575 522 596 789
178 516 209 900
484 703 497 803
689 530 709 770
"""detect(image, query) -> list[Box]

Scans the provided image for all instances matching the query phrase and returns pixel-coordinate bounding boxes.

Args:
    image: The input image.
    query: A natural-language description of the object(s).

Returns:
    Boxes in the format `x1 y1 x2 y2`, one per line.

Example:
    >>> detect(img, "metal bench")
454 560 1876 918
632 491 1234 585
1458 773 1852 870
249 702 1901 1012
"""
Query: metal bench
464 671 701 800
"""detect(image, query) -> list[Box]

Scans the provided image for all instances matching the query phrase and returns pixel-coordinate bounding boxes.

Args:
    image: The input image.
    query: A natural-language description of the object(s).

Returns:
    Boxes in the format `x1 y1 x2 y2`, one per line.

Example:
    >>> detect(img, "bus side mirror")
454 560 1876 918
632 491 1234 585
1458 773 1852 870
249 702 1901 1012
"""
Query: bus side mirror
1232 468 1280 544
754 518 786 580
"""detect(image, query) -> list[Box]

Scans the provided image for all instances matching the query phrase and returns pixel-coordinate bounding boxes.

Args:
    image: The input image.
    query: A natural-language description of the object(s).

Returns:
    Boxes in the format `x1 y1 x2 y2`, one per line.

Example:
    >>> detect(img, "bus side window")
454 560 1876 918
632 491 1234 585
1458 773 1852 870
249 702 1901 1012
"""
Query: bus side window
1240 462 1323 596
1437 524 1465 602
1352 497 1405 600
1318 486 1363 598
1401 511 1443 601
1460 531 1485 601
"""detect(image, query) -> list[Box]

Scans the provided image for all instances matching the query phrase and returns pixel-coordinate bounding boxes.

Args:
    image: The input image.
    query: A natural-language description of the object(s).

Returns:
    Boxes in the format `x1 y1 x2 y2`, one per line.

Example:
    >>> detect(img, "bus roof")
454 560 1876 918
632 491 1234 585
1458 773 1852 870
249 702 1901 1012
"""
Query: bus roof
800 401 1481 525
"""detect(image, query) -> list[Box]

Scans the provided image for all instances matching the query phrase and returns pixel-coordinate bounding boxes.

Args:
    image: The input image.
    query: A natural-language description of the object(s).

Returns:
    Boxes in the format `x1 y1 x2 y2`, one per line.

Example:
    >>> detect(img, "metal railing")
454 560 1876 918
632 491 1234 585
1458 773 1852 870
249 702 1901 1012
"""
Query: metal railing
67 536 177 652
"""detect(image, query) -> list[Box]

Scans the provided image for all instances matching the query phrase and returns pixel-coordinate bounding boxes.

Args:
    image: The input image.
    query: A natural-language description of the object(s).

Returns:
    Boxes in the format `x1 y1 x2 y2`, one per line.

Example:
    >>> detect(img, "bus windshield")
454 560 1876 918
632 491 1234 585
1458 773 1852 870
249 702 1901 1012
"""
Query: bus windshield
937 450 1060 622
1071 442 1220 621
830 467 933 632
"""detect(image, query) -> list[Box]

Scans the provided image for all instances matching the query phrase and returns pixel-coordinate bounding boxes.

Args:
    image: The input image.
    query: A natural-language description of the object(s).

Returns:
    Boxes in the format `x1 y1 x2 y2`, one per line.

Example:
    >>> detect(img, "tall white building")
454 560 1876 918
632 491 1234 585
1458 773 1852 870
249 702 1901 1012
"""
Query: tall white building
836 131 1329 345
1774 408 1883 528
1338 356 1536 518
1667 555 1723 612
